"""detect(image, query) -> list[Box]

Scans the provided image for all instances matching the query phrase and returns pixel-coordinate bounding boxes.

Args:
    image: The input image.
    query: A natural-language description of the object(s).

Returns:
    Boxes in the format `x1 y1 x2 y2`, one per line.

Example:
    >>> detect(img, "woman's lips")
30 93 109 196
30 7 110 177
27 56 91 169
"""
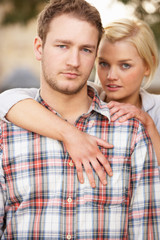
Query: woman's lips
106 84 122 91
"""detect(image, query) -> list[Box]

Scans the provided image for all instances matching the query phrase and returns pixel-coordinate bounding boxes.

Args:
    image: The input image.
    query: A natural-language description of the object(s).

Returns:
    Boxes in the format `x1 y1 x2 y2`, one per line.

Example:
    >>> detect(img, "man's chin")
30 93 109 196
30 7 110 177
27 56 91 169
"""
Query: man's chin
55 83 86 95
57 88 82 95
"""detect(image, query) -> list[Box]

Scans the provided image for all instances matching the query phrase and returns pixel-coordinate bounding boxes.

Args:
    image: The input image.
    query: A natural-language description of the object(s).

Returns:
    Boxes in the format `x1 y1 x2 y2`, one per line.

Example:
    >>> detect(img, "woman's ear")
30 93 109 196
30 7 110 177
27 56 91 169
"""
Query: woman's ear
34 36 43 61
144 54 156 77
144 63 151 77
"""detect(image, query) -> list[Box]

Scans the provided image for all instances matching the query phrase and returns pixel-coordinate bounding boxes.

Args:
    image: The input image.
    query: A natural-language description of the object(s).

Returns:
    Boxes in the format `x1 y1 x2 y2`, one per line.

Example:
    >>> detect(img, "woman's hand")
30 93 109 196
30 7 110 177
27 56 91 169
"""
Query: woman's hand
62 127 113 188
107 101 153 129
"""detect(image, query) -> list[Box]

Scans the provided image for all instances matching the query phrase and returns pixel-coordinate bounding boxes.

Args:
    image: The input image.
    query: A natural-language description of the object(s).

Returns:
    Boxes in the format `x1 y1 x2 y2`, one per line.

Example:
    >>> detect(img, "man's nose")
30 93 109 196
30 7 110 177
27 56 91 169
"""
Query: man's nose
66 49 80 68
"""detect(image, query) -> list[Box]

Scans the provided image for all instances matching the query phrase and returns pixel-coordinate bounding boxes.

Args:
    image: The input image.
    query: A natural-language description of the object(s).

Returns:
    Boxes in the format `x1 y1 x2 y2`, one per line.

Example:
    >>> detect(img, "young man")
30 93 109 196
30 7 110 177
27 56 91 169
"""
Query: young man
0 0 160 239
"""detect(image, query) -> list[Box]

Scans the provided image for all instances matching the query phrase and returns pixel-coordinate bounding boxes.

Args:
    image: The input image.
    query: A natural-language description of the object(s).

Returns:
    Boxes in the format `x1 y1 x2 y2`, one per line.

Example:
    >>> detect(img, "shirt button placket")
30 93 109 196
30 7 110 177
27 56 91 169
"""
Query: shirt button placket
66 234 72 239
67 197 72 203
69 160 74 167
66 156 74 239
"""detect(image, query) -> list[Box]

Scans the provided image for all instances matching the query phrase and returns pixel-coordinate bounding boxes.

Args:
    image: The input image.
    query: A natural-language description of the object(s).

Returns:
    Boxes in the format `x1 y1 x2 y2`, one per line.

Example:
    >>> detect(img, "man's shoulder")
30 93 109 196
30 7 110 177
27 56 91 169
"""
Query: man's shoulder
0 119 6 132
110 116 142 128
110 117 150 142
0 120 30 136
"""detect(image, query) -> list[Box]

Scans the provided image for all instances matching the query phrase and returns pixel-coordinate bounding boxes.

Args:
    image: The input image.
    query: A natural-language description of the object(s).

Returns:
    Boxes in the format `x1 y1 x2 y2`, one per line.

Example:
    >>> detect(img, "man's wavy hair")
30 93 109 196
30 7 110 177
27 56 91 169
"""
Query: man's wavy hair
37 0 104 47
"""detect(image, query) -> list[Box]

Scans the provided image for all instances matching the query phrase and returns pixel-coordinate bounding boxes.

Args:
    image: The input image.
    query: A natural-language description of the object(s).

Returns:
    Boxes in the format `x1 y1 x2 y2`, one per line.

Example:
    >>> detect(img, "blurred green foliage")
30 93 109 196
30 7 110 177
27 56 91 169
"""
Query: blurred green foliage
0 0 159 46
0 0 46 24
118 0 160 46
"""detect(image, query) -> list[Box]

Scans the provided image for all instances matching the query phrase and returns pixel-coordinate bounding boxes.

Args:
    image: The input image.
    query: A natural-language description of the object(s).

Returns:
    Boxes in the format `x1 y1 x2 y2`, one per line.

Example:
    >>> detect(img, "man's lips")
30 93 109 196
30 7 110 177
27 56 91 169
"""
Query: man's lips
62 72 80 79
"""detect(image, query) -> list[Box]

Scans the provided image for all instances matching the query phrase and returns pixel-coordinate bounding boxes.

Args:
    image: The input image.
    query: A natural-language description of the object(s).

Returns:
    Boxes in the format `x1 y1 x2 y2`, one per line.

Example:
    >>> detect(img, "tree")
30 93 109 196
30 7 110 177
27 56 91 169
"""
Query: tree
0 0 160 45
0 0 45 24
118 0 160 46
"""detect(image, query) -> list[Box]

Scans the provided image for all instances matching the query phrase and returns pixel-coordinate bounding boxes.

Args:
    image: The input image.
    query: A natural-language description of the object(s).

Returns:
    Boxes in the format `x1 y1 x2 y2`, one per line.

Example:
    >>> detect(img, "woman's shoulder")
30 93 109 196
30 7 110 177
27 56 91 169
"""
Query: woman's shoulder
140 88 160 106
140 89 160 131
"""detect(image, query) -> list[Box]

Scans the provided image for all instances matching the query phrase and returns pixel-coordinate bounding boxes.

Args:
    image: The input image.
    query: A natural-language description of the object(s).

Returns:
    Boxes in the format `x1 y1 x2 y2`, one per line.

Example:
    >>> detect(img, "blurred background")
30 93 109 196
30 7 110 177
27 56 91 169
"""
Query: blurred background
0 0 160 93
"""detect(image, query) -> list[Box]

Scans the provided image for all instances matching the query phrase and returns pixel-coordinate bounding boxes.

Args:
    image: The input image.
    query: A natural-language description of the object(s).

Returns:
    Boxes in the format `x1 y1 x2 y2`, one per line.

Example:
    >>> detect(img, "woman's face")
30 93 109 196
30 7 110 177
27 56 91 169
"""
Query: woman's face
97 39 150 106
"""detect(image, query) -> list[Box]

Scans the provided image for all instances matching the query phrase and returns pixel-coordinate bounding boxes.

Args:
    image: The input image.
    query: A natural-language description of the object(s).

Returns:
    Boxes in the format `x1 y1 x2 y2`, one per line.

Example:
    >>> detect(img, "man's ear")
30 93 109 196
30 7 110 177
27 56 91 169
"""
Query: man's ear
34 36 43 61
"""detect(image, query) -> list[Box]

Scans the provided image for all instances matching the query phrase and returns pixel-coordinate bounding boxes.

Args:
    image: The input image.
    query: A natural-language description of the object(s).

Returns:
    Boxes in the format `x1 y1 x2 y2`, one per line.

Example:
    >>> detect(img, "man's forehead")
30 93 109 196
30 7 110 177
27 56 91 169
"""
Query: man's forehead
47 14 99 46
48 14 97 33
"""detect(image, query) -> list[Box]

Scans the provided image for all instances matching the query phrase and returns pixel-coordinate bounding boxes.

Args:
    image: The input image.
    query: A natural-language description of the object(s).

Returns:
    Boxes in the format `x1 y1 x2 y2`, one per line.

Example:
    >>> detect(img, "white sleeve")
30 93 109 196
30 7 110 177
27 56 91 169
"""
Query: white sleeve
0 88 38 122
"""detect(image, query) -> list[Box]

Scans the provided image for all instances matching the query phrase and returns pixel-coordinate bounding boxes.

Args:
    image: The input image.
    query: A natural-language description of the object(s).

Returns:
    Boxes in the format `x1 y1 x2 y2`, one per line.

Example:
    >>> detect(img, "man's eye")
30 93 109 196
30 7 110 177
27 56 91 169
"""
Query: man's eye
57 45 67 49
83 48 91 53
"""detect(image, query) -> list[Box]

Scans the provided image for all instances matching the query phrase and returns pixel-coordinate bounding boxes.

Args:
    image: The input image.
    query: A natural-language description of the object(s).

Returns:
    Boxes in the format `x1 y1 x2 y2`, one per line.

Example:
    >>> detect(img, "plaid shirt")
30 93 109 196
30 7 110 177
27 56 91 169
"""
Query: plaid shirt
0 86 160 240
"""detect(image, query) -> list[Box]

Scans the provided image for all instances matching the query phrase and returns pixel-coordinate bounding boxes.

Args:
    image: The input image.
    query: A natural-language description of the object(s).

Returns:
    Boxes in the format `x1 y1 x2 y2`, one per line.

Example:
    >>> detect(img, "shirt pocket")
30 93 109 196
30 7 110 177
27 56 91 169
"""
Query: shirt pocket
82 157 130 207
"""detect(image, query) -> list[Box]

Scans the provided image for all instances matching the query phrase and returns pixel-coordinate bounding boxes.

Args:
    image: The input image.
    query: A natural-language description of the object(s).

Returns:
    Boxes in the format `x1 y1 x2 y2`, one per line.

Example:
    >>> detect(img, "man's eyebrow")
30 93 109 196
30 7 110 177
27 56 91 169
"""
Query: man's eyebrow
54 39 96 49
54 39 72 44
82 44 96 50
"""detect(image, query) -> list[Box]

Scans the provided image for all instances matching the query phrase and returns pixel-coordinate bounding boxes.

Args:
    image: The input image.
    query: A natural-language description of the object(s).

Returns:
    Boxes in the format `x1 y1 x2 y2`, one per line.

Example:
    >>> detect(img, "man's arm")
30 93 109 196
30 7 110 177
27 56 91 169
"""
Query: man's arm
0 88 113 188
129 123 160 239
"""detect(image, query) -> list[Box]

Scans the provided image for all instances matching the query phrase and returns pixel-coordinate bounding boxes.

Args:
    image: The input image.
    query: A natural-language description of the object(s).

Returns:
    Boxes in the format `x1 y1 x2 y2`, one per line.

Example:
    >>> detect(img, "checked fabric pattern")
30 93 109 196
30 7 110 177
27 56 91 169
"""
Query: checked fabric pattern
0 87 160 239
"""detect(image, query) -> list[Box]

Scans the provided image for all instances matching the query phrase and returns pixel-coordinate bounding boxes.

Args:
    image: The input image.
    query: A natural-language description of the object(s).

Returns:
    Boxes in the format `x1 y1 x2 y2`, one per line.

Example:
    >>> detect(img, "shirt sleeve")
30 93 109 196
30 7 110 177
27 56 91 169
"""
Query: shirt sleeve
0 126 7 237
155 108 160 135
0 88 38 122
129 123 160 238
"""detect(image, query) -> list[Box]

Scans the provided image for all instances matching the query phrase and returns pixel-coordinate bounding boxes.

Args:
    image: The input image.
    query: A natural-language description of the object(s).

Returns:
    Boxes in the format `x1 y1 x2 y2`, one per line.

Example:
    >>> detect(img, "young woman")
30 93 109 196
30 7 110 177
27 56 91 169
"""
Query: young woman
0 18 159 184
95 18 160 166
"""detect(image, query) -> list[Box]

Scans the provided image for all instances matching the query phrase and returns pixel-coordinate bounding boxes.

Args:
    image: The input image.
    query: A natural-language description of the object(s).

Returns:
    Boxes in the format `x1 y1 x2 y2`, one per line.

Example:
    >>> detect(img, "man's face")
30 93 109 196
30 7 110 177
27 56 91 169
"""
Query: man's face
35 14 99 95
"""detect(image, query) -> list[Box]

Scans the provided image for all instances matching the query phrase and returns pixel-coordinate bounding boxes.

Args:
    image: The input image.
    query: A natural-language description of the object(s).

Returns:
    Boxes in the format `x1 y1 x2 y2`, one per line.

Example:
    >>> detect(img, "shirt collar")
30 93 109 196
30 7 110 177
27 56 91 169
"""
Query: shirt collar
87 85 110 121
35 85 110 121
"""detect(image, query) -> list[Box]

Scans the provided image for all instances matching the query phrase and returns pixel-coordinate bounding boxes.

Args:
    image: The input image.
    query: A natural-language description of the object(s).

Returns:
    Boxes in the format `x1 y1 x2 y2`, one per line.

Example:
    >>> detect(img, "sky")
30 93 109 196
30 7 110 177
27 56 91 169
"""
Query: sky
86 0 135 26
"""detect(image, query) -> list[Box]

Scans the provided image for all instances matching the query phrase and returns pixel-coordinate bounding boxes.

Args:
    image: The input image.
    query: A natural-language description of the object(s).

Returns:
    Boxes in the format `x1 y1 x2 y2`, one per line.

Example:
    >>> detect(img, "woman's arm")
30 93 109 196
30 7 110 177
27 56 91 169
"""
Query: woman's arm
0 88 113 188
0 88 38 122
107 101 160 166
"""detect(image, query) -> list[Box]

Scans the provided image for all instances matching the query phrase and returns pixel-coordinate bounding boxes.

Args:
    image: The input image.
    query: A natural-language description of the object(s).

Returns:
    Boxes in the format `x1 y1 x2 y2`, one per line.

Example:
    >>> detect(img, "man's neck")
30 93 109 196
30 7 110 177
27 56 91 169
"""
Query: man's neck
40 85 92 124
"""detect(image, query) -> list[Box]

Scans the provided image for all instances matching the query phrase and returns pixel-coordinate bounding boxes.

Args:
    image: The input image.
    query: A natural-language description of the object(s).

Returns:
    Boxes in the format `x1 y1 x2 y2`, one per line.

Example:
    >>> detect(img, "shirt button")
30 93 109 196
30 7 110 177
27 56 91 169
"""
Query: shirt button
67 197 72 203
67 234 71 239
88 120 95 127
69 160 74 167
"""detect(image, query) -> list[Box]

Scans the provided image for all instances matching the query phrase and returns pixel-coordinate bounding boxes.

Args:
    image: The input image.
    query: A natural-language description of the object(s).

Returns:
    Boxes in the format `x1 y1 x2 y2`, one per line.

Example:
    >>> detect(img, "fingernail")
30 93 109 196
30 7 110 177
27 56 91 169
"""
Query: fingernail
103 180 107 185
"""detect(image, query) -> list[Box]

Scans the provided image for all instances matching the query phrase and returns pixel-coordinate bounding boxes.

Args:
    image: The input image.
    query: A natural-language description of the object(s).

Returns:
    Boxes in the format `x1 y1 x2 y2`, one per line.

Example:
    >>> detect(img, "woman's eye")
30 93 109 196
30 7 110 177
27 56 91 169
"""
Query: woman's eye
99 62 108 68
122 63 130 69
